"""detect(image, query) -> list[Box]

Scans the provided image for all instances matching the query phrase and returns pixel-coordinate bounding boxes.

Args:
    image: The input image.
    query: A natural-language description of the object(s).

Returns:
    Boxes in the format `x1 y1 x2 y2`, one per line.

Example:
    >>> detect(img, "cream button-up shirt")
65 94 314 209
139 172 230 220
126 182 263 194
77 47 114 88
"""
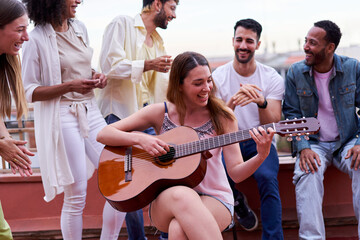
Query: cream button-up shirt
97 14 169 120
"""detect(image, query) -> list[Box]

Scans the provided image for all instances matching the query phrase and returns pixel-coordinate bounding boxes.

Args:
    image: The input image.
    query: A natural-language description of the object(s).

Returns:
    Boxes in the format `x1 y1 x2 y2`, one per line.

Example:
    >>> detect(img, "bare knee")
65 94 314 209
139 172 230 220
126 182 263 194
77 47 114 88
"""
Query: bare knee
151 186 201 233
168 218 187 240
166 186 199 212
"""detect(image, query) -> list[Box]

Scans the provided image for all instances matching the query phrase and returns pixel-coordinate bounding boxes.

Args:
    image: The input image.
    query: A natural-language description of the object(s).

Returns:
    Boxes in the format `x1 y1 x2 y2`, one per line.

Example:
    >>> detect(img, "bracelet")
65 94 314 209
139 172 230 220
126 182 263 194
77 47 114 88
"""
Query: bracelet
257 98 268 109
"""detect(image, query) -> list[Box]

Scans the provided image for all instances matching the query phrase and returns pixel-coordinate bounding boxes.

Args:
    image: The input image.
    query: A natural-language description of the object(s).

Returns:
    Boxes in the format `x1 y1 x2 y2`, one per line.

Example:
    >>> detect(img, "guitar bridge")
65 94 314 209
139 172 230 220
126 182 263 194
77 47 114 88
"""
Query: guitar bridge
124 147 132 182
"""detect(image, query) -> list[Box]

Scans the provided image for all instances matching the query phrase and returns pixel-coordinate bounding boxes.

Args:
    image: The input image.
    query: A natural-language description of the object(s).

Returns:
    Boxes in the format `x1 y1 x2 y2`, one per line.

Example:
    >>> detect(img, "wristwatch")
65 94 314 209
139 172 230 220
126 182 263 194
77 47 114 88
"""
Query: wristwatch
257 98 268 109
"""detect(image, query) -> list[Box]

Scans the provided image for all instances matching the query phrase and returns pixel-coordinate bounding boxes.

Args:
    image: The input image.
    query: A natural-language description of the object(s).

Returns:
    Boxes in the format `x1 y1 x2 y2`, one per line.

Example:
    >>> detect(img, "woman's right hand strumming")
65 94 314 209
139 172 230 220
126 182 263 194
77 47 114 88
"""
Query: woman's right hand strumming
134 132 170 157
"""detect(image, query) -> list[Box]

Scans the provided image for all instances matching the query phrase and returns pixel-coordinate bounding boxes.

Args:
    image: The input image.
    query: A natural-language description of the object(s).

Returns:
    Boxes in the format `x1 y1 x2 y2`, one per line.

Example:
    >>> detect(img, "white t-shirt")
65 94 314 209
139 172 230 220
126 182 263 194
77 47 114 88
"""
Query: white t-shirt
213 61 284 130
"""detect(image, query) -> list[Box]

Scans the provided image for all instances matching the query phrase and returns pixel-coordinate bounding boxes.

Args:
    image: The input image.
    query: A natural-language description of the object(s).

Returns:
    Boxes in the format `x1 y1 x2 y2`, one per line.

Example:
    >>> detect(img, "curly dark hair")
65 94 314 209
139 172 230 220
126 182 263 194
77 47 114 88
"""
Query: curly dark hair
314 20 342 50
22 0 67 26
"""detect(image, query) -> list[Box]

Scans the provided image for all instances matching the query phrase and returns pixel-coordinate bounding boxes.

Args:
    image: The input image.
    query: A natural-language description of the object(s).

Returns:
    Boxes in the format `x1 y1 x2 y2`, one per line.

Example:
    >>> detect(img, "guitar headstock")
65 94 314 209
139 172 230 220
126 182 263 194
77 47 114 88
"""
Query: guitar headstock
274 117 320 141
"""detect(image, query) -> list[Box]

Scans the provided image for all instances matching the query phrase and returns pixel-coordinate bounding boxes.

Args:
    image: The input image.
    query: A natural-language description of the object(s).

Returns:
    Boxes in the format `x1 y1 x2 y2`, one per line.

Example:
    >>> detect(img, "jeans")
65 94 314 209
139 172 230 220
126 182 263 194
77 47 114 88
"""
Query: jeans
105 114 147 240
293 138 360 239
224 139 284 240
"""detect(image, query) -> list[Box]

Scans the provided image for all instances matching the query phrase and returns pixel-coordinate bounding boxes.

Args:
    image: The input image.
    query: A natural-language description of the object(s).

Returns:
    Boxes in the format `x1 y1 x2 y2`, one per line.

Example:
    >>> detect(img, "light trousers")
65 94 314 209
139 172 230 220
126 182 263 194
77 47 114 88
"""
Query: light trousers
293 138 360 240
60 99 125 240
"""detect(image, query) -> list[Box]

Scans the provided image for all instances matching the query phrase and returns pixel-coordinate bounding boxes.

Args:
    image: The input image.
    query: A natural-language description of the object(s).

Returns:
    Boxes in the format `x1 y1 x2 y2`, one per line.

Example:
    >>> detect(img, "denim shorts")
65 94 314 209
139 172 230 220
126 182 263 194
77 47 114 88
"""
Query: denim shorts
149 190 235 232
198 192 235 231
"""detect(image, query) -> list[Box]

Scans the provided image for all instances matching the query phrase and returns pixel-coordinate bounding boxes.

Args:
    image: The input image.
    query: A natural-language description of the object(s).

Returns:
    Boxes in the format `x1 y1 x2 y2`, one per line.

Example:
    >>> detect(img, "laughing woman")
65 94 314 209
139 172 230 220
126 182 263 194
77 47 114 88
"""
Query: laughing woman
21 0 125 239
0 0 34 239
97 51 275 239
0 0 33 177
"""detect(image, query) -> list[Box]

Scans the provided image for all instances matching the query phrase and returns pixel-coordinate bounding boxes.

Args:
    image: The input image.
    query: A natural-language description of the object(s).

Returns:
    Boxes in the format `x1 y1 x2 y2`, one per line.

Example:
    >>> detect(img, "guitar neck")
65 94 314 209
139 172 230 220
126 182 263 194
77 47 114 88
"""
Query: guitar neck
173 123 275 158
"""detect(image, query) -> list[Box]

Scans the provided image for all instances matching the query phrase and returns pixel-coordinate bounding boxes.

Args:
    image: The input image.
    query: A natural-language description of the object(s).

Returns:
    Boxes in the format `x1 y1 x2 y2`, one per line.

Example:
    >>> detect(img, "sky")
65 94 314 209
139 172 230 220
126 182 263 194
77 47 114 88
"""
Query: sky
69 0 360 67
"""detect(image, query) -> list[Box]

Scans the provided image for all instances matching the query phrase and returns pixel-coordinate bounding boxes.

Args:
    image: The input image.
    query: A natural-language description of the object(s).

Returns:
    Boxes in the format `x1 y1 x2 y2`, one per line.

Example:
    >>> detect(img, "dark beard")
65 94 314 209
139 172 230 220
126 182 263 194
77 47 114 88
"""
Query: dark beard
305 47 326 66
154 8 168 29
235 49 254 64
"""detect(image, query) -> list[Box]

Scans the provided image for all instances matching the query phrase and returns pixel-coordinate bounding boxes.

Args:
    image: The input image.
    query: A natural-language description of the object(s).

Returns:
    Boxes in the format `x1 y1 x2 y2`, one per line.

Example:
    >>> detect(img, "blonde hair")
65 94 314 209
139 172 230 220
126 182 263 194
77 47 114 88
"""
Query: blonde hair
0 54 28 119
167 52 235 135
0 0 28 120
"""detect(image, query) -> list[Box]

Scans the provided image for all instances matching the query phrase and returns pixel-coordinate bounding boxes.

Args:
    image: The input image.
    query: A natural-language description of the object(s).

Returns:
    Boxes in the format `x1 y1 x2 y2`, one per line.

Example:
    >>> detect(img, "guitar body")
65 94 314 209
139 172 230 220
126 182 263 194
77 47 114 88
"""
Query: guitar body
98 126 207 212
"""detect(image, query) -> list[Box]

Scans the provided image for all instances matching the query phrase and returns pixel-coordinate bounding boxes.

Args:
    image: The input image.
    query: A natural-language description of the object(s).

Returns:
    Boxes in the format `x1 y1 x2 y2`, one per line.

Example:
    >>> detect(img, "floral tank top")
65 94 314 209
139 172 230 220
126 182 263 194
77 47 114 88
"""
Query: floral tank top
159 102 234 205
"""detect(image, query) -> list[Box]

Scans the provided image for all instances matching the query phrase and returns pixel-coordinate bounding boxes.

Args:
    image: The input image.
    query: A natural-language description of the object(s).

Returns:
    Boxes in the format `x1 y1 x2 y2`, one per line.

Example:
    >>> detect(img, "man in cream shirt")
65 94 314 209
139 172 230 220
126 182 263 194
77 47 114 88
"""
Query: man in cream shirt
97 0 179 239
98 0 178 121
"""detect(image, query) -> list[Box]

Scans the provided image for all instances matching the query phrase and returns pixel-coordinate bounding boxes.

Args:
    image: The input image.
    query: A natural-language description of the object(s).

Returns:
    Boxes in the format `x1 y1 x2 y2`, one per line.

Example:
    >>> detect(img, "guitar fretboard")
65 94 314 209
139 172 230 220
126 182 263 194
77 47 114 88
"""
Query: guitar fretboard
173 123 275 158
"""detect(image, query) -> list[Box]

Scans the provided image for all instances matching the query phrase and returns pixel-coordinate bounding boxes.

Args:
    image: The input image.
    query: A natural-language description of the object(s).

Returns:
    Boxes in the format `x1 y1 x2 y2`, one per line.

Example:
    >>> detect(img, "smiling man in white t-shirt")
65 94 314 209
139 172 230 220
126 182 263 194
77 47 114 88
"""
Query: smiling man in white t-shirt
213 18 284 239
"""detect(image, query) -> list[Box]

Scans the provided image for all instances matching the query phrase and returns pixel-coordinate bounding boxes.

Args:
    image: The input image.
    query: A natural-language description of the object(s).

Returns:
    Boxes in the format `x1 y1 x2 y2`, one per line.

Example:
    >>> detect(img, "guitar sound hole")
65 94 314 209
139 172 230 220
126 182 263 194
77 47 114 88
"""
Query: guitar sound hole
156 146 175 165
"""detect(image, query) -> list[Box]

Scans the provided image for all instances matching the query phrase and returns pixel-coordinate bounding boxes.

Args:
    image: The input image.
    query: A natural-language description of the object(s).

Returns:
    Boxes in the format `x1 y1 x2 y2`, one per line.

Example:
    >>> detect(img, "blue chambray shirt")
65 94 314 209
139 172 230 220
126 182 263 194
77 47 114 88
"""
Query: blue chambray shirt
282 54 360 156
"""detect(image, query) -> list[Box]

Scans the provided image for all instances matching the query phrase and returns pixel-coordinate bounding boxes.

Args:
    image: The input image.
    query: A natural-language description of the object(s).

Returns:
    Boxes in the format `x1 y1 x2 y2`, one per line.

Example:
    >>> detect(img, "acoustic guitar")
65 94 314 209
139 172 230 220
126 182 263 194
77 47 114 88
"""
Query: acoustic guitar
98 117 320 212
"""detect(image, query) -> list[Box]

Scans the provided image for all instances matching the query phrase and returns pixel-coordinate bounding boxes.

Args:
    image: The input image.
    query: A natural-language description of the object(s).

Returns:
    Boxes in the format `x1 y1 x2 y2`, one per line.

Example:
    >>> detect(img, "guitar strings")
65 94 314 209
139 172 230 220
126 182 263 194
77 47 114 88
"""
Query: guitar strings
109 126 270 165
116 130 255 163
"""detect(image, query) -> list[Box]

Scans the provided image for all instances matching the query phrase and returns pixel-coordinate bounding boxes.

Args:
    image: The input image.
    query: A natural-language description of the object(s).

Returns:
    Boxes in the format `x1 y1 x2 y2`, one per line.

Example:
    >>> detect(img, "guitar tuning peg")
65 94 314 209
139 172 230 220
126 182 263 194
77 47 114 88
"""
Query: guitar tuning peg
287 137 293 142
304 132 310 140
296 136 301 141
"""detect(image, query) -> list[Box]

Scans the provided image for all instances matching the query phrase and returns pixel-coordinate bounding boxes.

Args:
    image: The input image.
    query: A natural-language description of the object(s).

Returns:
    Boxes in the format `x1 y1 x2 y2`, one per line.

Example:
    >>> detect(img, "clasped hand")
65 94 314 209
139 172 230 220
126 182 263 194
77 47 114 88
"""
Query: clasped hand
0 137 34 177
231 83 265 108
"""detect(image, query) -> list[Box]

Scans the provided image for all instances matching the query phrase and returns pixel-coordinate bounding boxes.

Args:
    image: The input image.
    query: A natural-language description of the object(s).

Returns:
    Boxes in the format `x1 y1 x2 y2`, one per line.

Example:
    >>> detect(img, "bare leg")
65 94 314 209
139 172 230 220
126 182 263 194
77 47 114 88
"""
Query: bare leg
150 186 231 240
168 218 187 240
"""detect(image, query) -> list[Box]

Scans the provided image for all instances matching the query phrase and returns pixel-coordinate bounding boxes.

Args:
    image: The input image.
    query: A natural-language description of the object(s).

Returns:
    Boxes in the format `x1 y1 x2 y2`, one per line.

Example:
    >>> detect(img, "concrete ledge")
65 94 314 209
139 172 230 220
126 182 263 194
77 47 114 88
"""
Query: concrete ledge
2 158 358 239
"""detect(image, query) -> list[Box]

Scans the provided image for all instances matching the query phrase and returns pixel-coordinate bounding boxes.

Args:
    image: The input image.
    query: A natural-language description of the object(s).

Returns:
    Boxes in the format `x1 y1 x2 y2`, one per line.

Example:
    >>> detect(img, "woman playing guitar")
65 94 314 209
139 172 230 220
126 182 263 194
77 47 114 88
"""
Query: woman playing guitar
96 51 275 239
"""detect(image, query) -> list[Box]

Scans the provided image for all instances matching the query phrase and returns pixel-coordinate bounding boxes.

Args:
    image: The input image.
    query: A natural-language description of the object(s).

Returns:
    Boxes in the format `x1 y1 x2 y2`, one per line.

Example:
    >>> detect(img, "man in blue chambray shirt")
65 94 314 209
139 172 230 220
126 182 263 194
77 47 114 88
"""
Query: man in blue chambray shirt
282 20 360 239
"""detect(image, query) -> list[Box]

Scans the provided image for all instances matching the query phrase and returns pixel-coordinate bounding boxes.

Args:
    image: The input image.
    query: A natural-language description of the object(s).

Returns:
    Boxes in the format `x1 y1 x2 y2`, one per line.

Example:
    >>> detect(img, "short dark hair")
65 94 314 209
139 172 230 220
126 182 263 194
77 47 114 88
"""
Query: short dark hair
22 0 67 27
143 0 179 9
234 18 262 40
314 20 342 50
